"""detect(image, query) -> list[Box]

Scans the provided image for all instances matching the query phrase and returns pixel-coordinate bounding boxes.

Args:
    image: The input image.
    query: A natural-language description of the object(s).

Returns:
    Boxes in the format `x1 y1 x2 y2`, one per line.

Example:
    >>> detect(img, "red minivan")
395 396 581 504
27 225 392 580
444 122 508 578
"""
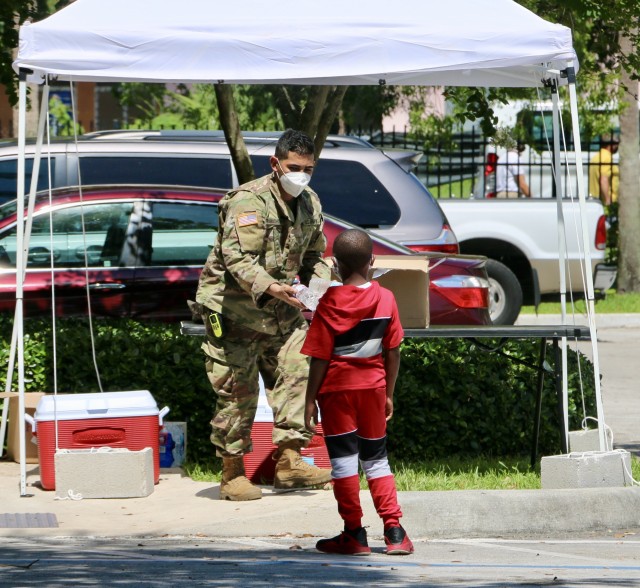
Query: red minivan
0 185 490 325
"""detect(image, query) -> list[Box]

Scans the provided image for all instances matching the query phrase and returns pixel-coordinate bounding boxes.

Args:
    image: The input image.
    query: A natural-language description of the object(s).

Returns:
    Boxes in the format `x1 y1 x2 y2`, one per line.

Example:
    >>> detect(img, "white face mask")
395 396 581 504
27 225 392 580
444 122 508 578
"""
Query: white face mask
277 161 311 198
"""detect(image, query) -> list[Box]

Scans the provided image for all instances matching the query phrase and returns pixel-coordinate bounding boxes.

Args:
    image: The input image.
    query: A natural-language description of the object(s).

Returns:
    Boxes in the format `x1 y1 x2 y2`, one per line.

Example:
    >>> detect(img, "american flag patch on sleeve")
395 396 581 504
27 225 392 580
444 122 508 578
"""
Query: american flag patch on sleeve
237 212 258 227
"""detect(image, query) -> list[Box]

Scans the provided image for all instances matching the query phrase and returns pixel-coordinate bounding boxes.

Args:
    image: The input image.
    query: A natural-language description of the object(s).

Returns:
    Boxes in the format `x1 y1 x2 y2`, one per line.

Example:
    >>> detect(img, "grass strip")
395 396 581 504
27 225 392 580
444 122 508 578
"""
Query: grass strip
390 456 540 491
522 291 640 315
185 454 640 491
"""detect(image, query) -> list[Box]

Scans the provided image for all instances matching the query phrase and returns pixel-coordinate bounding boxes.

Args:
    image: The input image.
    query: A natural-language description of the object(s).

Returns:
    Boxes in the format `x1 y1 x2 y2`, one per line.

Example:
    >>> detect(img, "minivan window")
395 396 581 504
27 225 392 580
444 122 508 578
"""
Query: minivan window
250 156 400 228
78 157 233 189
0 201 133 268
148 201 217 266
0 158 55 205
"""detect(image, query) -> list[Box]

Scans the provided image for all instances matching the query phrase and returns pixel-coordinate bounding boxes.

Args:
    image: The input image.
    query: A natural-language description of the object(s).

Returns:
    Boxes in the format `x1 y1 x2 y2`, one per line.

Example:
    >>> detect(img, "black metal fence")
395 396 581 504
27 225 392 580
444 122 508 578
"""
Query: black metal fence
352 126 617 201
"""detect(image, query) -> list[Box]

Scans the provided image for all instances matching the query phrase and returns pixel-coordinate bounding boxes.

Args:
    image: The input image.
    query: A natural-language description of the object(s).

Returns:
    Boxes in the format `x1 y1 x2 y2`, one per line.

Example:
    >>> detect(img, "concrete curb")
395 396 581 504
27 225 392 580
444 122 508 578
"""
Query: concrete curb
400 487 640 539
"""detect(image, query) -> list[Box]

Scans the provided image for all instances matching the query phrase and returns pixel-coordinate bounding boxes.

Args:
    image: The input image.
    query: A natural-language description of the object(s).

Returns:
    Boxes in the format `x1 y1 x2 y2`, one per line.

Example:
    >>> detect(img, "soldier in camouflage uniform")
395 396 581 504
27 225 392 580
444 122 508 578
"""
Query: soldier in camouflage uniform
196 129 332 501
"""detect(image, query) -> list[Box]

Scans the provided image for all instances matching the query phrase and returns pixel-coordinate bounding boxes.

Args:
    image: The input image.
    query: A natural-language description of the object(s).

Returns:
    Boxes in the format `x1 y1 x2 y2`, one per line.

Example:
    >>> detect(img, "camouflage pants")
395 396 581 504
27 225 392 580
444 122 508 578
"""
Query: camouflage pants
202 316 311 457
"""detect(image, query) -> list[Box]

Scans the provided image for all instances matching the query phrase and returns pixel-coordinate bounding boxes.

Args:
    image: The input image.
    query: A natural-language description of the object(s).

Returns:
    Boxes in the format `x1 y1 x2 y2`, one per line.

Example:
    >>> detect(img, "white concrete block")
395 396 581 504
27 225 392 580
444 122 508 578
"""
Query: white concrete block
54 448 154 499
568 429 612 453
541 451 633 489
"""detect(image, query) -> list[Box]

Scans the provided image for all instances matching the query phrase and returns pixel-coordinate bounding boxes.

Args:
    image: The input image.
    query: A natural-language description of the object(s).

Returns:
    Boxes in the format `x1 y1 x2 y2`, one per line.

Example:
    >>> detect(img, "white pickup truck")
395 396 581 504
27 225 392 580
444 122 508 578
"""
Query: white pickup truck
437 197 616 324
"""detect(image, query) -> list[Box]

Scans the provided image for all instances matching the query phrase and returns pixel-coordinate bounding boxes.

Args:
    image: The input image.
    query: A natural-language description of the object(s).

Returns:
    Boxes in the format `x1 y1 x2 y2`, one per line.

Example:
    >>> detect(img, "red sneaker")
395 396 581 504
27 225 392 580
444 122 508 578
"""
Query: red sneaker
316 527 372 556
384 525 414 555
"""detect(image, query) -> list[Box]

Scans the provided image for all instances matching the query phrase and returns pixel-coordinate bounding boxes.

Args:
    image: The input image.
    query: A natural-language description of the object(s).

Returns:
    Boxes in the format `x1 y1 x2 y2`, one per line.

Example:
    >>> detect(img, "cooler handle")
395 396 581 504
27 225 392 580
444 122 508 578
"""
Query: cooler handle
24 413 36 435
159 406 170 425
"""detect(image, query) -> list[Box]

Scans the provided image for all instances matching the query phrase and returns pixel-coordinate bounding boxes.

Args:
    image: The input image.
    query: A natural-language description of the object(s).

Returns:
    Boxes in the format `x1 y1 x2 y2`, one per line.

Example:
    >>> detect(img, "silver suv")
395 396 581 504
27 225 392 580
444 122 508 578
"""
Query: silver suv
0 130 459 253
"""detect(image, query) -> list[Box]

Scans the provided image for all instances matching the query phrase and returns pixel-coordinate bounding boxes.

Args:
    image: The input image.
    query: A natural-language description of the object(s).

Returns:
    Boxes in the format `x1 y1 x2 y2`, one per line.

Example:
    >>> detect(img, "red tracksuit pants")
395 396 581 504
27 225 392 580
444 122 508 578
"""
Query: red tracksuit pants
318 387 403 531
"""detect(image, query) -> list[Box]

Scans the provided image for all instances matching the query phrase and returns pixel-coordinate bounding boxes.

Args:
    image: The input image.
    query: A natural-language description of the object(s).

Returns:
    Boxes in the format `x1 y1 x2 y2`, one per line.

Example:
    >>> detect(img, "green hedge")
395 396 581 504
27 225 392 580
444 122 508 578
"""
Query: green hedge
0 316 214 463
392 338 595 460
0 317 596 464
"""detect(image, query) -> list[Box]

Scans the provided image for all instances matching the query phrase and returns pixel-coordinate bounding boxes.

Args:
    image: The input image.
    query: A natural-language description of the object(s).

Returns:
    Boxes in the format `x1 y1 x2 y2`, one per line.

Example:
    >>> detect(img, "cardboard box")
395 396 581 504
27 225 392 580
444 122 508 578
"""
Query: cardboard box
1 392 45 463
372 255 430 328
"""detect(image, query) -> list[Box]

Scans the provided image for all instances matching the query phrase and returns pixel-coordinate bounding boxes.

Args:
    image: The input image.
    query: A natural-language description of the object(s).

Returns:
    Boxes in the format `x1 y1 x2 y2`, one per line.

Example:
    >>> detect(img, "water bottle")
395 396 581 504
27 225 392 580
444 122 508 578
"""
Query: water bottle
172 427 185 466
159 426 175 468
293 284 320 311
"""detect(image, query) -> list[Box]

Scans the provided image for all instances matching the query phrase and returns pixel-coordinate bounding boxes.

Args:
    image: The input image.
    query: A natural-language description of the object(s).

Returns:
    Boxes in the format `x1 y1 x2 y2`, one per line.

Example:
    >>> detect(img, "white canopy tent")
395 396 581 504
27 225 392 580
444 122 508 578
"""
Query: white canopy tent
16 0 576 86
8 0 605 494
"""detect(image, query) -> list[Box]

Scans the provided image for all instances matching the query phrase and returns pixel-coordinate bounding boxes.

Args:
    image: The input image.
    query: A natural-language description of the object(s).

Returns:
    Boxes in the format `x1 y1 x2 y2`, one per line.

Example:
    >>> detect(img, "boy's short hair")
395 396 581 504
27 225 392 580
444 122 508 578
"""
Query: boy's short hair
333 229 373 272
275 129 315 159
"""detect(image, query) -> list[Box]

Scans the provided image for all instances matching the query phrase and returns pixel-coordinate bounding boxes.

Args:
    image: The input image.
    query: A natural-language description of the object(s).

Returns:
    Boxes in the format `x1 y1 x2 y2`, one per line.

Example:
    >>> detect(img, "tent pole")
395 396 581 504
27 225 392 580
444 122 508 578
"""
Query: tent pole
3 82 50 391
551 80 569 450
565 61 607 451
15 72 29 496
0 81 49 467
25 81 50 252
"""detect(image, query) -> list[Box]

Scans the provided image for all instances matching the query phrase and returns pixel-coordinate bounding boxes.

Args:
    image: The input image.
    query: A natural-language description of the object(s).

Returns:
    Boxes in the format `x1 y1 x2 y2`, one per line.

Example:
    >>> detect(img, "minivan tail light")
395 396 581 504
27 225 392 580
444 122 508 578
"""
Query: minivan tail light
407 243 460 254
595 215 607 251
431 276 490 308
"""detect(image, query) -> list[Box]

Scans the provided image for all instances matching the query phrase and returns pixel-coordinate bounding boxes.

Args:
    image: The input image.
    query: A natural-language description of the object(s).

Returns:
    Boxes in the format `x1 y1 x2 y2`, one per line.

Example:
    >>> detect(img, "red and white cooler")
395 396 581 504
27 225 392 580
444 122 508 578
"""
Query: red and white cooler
243 380 331 484
26 391 169 490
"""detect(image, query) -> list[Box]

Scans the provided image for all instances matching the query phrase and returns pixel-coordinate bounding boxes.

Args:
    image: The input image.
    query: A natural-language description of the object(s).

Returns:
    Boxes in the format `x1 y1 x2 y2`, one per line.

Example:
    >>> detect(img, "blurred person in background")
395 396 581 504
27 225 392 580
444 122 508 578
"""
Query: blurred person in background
589 136 619 207
495 141 531 199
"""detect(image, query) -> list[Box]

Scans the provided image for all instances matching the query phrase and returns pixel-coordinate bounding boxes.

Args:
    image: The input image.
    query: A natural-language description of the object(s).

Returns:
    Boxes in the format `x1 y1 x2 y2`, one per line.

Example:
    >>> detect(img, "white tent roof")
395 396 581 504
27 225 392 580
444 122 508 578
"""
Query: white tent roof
14 0 576 87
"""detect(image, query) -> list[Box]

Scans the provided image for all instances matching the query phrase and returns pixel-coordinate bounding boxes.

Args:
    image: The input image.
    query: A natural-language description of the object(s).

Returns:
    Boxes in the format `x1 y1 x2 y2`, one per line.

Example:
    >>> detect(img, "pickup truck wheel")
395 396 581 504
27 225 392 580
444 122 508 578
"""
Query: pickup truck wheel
486 259 523 325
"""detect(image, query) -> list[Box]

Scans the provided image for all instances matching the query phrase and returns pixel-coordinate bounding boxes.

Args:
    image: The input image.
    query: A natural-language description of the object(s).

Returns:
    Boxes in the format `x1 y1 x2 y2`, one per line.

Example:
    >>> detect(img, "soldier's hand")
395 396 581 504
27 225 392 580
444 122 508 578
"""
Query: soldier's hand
266 283 306 309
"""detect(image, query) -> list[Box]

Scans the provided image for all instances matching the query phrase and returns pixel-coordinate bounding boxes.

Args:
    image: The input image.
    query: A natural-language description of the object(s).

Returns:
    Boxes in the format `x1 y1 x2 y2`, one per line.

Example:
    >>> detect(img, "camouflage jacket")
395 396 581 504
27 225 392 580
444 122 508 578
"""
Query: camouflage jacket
196 173 330 335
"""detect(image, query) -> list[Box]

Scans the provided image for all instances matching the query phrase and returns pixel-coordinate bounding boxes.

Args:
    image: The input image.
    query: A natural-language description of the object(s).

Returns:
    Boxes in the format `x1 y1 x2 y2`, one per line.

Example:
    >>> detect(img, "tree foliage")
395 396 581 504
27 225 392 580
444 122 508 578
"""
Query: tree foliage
0 1 64 105
48 93 83 136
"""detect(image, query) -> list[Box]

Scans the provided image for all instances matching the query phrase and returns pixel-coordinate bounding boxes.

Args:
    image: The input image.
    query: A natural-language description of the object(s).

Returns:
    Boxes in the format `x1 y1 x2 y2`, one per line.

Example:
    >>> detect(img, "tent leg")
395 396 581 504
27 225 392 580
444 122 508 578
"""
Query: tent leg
565 61 607 451
551 81 569 450
1 81 50 462
0 395 8 459
16 74 29 496
0 327 19 459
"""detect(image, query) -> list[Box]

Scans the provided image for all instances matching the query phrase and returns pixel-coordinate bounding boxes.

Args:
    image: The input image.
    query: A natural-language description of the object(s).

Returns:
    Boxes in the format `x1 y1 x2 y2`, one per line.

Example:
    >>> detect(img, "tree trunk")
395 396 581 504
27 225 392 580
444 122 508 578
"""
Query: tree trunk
272 86 299 129
617 33 640 293
214 84 255 185
298 86 330 136
216 83 347 185
313 86 348 158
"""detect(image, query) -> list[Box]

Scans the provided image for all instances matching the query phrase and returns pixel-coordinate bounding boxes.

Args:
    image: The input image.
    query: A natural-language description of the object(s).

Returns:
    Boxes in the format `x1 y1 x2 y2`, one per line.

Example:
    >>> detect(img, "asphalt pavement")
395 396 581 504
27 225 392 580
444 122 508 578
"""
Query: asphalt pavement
0 314 639 544
1 535 639 587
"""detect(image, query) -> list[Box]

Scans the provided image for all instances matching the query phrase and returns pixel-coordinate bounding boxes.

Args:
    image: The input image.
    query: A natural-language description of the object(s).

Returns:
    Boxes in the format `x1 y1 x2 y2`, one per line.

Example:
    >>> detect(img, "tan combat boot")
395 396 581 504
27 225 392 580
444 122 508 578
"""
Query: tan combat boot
273 442 332 490
219 456 262 501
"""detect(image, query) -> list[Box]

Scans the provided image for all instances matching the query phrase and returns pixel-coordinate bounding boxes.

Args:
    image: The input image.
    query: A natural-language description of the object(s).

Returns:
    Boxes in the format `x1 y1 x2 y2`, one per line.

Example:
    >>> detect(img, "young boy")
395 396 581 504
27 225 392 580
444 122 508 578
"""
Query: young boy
302 229 413 556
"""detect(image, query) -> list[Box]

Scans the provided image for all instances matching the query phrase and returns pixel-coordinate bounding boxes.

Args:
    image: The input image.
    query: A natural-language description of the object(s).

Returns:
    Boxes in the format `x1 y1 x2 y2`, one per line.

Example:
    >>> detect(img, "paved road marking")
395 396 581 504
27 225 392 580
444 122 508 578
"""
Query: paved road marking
434 538 635 566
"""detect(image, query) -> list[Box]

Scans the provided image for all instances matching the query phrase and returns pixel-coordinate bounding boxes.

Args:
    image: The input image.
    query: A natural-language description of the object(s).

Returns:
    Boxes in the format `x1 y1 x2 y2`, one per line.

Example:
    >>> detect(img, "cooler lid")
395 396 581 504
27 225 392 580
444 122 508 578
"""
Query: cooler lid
34 391 160 422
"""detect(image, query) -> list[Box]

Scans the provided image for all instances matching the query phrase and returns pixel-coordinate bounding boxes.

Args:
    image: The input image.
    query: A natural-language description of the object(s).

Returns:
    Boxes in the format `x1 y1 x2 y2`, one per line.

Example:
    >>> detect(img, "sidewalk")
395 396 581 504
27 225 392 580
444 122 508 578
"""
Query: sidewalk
1 318 639 540
1 461 639 539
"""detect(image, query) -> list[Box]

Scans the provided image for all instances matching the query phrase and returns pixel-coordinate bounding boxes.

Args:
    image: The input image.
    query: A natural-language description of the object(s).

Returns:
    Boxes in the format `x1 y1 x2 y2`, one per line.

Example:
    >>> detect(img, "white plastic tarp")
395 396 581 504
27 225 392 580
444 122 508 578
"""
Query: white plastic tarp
14 0 576 87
